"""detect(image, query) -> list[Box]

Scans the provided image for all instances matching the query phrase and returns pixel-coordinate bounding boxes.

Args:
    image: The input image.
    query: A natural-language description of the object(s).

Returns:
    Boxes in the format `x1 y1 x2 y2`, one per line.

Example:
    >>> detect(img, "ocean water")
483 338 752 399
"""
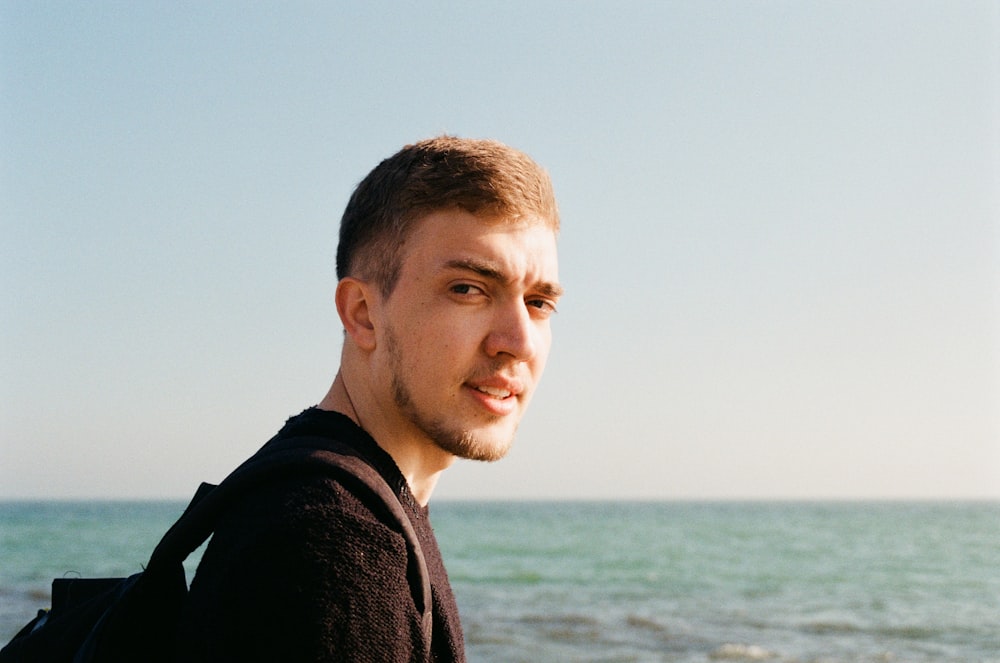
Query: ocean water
1 500 997 662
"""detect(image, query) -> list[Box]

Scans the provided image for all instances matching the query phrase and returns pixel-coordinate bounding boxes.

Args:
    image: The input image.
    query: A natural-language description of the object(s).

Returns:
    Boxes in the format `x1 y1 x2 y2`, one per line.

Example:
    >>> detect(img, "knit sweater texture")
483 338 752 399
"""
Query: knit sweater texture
173 408 466 662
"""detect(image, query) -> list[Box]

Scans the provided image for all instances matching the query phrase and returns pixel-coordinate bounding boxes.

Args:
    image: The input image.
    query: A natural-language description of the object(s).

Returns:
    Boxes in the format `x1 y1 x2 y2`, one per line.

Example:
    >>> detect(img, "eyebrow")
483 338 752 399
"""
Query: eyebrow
444 258 564 299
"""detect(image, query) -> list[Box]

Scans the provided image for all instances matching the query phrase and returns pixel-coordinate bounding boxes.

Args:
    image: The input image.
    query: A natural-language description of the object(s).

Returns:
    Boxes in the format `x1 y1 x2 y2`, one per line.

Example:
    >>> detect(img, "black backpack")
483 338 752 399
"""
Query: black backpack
0 442 432 663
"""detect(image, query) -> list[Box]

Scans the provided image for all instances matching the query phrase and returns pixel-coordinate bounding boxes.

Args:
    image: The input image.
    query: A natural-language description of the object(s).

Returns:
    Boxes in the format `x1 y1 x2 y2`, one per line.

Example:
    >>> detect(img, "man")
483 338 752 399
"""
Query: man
174 136 562 662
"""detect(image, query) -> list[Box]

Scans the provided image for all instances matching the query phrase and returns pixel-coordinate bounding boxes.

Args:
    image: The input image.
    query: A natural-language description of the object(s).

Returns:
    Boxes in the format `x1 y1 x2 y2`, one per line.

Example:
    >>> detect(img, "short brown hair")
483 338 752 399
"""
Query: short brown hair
336 136 559 296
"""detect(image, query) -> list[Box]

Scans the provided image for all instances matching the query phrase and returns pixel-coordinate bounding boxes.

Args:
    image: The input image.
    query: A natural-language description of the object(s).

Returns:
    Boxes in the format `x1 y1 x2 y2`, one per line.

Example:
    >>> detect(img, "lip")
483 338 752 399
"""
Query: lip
465 377 524 416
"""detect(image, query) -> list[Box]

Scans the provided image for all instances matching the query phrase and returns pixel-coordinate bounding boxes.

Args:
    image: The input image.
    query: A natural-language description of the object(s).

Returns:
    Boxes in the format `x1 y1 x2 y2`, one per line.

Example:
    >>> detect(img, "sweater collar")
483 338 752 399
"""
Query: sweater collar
277 407 423 513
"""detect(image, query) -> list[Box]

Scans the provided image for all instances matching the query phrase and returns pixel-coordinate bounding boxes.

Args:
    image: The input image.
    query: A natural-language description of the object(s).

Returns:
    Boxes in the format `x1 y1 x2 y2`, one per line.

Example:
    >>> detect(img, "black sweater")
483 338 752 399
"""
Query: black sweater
174 409 465 662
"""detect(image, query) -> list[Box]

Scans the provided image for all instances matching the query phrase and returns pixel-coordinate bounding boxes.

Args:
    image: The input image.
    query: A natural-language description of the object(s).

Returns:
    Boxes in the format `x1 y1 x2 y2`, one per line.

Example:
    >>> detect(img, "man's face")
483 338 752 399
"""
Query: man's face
371 208 561 462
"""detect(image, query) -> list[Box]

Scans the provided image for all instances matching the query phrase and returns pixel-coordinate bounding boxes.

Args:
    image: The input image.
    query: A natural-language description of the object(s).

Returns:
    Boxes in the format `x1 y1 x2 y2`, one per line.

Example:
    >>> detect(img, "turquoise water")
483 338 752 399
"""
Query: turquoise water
2 500 998 662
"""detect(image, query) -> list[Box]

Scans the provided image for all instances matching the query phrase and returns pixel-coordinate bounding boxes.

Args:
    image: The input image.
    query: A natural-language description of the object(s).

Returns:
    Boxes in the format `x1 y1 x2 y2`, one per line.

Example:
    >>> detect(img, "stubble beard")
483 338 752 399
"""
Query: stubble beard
386 327 515 463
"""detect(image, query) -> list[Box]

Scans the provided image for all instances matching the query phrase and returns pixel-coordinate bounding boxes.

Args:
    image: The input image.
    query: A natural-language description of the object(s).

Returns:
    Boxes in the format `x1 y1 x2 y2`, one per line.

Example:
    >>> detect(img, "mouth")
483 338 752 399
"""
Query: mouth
466 377 524 415
474 385 513 399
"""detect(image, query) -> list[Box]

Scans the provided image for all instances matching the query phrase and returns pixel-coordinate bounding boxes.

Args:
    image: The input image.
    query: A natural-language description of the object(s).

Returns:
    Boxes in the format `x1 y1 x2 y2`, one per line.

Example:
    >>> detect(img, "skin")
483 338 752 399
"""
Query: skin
318 208 562 506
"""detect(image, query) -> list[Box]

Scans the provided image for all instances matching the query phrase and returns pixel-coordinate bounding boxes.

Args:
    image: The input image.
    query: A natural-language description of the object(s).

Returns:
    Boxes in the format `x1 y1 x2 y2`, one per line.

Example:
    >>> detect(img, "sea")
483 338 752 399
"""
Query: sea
1 500 997 662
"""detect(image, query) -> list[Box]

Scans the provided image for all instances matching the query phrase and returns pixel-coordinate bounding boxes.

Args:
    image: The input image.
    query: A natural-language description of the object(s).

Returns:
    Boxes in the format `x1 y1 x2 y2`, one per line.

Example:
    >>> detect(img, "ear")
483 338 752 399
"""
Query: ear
336 277 378 352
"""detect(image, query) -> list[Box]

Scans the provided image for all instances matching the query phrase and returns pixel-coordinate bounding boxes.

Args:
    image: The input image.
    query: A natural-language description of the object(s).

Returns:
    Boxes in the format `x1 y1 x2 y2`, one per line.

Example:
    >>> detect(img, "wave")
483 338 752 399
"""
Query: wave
709 643 776 660
801 620 941 640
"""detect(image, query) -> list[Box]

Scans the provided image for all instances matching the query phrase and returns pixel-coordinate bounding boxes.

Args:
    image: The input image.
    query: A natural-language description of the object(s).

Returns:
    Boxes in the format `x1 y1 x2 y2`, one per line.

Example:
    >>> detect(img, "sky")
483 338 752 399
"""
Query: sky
2 1 998 500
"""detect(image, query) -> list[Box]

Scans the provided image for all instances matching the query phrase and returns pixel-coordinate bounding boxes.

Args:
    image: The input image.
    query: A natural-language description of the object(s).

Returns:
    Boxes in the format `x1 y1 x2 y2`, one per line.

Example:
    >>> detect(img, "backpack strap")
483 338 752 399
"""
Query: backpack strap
145 446 433 647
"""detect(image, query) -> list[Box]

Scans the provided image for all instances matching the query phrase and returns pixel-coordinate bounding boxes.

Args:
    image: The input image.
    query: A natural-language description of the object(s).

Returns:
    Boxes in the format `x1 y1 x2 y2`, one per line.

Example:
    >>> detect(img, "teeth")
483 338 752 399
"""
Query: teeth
476 386 511 398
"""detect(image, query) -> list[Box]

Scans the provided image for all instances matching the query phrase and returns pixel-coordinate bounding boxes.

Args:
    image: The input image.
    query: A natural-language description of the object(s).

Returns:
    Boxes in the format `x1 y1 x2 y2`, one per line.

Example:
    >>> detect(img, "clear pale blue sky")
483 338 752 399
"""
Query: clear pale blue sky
2 1 998 500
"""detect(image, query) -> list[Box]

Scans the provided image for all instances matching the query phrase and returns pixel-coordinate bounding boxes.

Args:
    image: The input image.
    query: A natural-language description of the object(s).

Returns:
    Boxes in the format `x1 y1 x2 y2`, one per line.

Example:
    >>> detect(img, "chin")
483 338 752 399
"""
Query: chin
435 427 516 463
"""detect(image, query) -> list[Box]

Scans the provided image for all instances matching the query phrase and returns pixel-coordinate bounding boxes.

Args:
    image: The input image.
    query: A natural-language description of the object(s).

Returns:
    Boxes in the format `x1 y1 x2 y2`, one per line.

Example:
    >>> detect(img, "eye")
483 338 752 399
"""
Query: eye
450 283 485 297
527 298 558 317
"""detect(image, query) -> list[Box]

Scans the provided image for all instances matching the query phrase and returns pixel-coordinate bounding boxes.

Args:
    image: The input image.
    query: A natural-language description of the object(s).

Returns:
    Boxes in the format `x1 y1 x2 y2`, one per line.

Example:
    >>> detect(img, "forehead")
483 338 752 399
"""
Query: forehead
400 209 559 282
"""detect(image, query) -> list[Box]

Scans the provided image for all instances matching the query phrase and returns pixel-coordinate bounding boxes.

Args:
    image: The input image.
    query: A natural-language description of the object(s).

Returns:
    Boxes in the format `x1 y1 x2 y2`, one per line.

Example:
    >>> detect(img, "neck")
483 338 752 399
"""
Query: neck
317 372 454 506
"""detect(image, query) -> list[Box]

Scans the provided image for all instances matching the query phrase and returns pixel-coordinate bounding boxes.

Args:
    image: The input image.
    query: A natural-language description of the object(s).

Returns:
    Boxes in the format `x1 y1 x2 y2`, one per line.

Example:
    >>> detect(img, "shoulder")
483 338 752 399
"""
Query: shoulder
207 470 409 575
178 472 423 661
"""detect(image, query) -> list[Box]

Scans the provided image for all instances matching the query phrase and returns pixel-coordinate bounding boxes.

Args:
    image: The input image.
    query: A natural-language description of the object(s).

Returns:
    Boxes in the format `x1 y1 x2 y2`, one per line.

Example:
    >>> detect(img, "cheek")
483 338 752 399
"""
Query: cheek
532 352 550 379
534 326 553 363
437 317 487 351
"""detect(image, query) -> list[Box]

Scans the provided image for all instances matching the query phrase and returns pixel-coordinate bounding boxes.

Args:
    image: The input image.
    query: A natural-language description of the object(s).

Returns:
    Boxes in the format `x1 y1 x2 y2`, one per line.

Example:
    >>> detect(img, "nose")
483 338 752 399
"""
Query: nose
484 300 538 361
